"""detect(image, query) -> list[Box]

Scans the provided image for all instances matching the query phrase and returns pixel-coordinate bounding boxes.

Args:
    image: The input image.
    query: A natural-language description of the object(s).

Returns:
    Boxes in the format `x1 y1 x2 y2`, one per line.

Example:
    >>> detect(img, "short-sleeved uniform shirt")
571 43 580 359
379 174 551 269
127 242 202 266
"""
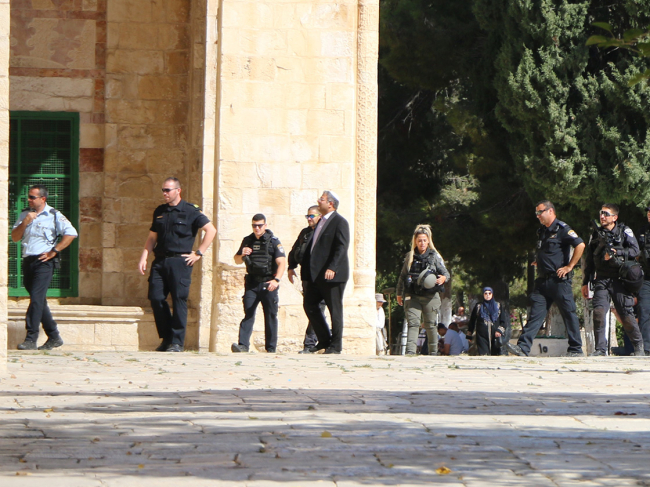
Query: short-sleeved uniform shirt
536 219 583 276
236 229 286 281
150 200 210 256
13 204 78 257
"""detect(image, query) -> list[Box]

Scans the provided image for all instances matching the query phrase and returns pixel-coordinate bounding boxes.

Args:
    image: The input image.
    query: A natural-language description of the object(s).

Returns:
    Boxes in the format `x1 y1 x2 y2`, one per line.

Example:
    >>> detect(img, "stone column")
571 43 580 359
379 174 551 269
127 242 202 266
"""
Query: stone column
353 0 379 298
0 0 8 368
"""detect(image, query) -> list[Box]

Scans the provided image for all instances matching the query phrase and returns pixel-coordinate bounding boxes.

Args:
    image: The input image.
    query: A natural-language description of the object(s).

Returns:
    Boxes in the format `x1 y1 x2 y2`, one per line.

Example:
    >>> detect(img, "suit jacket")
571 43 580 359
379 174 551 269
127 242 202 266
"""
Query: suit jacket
302 211 350 283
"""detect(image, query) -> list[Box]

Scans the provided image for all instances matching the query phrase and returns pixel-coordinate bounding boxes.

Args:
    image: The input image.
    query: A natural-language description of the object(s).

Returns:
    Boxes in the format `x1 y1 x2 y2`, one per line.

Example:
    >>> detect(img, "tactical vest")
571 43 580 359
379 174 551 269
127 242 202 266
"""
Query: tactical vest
245 236 273 279
593 223 626 276
407 251 443 296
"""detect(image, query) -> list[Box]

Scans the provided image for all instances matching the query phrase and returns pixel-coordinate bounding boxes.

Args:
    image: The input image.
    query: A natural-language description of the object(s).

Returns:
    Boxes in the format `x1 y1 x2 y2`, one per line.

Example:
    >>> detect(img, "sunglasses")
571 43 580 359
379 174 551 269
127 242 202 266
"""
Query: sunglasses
305 214 318 219
252 223 265 228
535 208 549 216
27 195 41 200
162 188 179 193
484 291 493 295
600 210 614 217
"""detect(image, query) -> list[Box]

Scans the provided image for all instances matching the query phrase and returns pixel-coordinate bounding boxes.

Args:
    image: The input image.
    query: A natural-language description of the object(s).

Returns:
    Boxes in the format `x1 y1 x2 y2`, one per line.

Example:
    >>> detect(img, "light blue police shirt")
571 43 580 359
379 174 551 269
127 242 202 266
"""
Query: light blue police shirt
12 204 78 257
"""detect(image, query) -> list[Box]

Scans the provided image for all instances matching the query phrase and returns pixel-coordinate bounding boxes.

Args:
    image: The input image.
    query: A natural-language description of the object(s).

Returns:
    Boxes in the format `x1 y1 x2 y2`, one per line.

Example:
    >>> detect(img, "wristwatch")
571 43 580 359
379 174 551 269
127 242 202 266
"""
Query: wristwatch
273 277 280 282
195 249 203 257
51 248 60 255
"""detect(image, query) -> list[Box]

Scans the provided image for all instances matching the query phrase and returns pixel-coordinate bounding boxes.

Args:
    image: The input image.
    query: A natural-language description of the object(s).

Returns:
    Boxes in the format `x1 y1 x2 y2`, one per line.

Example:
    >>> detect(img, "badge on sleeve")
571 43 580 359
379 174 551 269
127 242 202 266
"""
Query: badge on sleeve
568 230 578 238
625 228 635 238
277 245 285 254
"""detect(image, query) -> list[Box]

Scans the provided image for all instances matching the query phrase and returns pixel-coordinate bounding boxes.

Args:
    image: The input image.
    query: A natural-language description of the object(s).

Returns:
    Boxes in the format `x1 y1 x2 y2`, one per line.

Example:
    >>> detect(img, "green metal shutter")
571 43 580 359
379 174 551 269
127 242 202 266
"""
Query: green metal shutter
9 111 79 297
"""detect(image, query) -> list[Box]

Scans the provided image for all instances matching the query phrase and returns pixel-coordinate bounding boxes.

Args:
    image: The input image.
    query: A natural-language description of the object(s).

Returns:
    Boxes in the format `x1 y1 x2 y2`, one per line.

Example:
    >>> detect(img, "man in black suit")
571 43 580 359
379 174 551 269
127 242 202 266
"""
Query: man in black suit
302 191 350 354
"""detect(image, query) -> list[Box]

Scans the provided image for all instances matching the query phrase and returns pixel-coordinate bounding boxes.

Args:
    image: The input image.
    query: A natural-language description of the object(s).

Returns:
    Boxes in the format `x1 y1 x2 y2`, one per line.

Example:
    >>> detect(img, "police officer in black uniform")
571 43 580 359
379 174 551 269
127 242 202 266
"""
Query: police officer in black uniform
507 200 585 357
636 205 650 356
581 203 644 356
138 178 216 352
232 213 286 353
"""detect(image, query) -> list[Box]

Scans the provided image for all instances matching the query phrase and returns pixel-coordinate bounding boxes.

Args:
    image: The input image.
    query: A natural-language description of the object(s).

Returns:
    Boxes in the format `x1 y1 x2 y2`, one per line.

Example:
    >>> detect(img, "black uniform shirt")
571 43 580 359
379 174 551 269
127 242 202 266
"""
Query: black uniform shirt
287 226 313 276
150 200 210 256
536 219 584 276
237 229 286 279
638 223 650 274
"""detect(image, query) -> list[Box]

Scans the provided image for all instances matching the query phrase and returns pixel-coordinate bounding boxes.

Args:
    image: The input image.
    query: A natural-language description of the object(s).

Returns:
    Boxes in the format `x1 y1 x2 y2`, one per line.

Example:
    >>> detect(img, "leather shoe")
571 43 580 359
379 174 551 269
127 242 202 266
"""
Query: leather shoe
267 348 276 353
155 341 171 352
231 343 249 353
506 342 527 357
38 337 64 350
17 340 37 351
298 348 312 354
308 344 328 353
166 344 183 352
324 347 341 354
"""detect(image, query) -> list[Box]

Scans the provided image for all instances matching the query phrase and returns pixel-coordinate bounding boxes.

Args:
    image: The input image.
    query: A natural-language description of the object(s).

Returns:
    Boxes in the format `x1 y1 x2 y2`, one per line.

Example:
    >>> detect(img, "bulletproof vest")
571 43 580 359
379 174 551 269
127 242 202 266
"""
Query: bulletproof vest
245 236 273 278
594 224 625 275
407 251 442 295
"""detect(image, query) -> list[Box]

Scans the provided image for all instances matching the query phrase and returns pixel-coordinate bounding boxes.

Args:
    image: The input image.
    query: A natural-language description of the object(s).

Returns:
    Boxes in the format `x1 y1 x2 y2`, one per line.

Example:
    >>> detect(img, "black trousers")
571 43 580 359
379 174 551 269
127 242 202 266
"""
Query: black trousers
303 280 346 352
517 277 583 355
238 280 278 351
23 256 60 342
302 281 328 348
635 279 650 353
148 256 194 347
592 277 643 353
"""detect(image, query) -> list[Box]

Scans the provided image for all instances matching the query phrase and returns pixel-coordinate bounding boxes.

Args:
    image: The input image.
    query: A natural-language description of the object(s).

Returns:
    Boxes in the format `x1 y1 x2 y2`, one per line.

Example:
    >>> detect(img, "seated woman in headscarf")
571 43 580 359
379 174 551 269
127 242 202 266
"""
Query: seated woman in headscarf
467 287 510 356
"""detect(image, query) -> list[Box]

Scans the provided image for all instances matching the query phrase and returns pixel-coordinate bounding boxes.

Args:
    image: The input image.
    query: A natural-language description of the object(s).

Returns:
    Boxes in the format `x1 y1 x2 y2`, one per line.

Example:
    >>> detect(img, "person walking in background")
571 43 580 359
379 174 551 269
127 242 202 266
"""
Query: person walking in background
232 214 286 353
396 224 450 355
138 177 216 353
467 287 509 355
507 200 585 357
581 204 644 356
287 205 330 353
301 191 350 354
12 184 78 350
635 204 650 356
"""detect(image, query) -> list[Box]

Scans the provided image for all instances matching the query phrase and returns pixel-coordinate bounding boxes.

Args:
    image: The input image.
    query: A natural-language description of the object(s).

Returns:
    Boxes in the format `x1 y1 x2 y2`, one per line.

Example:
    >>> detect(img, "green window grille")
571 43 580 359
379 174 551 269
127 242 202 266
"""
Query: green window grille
9 111 79 297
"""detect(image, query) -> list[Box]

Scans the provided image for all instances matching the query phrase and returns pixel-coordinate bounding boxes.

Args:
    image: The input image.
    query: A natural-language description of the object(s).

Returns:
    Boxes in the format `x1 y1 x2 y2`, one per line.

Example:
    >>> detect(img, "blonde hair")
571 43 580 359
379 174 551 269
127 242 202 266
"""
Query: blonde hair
406 224 438 269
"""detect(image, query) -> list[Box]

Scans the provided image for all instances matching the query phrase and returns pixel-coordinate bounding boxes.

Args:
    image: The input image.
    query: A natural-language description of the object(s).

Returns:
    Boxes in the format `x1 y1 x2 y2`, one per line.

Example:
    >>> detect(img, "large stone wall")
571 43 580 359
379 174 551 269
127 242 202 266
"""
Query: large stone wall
210 0 377 354
5 0 379 354
9 0 107 306
0 0 9 368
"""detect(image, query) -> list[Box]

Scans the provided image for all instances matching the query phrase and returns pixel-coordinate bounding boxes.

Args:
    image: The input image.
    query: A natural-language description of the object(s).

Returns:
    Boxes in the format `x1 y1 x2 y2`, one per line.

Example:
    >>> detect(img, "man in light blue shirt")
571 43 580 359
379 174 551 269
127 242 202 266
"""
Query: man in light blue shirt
11 185 78 350
438 323 464 356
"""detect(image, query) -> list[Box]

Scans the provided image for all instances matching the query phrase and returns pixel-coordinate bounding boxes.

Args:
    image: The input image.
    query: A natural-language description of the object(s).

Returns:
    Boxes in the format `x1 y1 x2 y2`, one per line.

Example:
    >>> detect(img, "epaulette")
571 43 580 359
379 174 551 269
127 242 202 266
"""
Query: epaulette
556 220 567 228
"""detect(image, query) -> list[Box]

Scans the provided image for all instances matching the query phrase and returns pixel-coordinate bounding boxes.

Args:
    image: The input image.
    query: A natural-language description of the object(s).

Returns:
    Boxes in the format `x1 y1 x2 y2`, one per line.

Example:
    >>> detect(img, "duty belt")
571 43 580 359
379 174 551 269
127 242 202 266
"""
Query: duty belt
157 251 189 258
538 270 571 281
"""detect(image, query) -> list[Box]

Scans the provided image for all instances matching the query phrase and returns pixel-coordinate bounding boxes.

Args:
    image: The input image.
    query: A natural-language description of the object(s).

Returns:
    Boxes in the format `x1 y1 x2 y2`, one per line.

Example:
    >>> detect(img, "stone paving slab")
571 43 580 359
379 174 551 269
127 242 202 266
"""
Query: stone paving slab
1 352 650 486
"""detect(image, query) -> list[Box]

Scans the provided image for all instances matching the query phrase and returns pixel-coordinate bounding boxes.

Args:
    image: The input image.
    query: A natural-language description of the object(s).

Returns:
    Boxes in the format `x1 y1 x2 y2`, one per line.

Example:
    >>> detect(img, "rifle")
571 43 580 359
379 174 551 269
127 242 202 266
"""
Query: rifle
590 219 623 266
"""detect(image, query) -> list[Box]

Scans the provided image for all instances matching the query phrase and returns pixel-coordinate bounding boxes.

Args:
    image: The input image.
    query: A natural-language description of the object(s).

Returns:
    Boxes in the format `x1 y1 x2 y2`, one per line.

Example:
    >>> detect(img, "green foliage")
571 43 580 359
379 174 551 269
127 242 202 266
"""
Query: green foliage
377 0 650 300
475 0 650 220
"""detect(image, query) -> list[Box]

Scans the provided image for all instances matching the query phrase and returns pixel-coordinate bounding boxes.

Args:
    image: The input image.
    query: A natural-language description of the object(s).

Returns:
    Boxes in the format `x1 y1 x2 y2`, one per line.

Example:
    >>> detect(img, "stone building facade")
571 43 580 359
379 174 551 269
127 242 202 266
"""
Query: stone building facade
2 0 379 356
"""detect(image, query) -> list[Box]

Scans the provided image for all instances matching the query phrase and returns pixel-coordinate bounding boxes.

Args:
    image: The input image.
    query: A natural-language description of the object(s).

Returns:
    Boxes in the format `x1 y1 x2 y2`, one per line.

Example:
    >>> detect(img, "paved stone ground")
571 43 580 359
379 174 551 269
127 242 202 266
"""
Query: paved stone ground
1 352 650 486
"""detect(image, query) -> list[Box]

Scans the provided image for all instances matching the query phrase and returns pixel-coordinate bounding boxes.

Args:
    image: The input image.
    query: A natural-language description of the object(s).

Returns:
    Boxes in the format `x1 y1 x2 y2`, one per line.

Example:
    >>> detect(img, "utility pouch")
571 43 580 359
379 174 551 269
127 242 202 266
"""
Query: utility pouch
52 256 61 270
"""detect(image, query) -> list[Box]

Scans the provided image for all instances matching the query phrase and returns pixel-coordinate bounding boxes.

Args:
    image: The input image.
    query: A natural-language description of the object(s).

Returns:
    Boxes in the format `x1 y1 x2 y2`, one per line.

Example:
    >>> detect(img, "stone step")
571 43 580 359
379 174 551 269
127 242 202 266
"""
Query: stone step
7 304 158 352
